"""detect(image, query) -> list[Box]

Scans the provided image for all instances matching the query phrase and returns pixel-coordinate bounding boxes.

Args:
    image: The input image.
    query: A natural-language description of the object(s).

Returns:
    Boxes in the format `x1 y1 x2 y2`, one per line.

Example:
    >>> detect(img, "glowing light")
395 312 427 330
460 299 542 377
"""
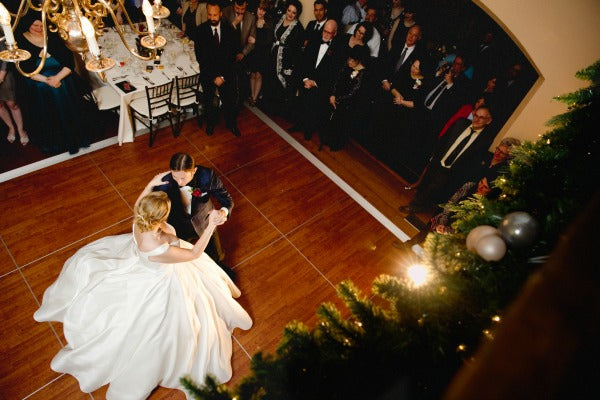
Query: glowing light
456 344 467 352
407 263 429 287
492 315 501 322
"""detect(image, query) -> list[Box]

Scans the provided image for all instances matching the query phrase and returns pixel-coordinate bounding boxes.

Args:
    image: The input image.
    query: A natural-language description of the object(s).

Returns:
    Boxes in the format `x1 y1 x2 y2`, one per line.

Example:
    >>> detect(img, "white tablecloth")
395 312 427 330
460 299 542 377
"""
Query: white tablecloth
92 24 199 145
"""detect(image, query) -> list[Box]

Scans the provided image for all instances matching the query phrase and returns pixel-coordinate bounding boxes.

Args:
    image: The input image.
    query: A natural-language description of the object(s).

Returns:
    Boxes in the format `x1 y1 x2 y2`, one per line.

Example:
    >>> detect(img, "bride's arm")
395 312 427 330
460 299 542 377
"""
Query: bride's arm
149 211 224 263
134 171 171 216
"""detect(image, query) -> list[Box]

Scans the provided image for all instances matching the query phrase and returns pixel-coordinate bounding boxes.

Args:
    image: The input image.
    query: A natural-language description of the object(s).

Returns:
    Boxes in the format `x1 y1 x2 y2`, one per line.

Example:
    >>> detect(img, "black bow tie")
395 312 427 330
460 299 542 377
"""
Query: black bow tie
321 40 331 46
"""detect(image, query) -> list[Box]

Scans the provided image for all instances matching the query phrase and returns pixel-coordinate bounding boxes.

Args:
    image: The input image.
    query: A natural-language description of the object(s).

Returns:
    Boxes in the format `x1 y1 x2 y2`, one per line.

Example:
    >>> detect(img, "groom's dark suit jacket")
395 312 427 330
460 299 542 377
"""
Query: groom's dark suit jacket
153 166 234 242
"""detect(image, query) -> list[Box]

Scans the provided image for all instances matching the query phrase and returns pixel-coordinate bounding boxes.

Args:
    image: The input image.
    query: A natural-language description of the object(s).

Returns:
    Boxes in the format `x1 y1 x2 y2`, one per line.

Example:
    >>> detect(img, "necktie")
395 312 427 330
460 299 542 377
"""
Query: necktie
424 80 446 109
444 128 475 167
314 23 320 31
395 46 408 71
321 40 330 46
213 28 219 45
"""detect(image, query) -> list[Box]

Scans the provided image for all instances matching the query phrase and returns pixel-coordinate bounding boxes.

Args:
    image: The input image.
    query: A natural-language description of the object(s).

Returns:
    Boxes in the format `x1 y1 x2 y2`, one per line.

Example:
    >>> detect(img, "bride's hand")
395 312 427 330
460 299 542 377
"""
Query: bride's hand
208 210 226 226
149 171 170 187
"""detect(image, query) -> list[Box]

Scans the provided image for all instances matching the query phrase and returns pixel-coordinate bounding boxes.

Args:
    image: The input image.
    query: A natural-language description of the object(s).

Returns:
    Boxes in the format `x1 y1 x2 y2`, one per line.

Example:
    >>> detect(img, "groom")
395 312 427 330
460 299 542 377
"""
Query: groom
152 152 235 277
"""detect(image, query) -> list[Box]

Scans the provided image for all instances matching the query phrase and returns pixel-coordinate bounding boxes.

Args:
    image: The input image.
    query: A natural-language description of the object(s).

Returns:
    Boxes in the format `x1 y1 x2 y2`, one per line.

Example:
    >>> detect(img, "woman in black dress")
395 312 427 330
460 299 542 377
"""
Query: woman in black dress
262 0 304 118
246 0 273 106
321 45 370 151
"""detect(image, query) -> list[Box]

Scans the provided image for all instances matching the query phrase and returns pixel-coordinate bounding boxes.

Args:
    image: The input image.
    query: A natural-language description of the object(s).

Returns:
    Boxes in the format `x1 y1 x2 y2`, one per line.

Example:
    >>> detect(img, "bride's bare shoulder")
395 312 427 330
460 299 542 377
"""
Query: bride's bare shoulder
133 228 165 252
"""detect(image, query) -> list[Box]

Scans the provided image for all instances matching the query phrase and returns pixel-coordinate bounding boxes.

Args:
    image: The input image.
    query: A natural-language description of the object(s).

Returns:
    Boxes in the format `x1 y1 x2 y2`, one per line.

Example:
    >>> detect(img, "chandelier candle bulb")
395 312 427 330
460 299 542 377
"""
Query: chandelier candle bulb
0 3 15 46
143 0 155 34
80 17 100 57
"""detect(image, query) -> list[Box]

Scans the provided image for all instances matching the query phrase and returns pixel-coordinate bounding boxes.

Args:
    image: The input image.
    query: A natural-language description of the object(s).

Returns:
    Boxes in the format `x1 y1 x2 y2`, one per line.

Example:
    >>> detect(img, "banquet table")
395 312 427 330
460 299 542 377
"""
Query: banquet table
92 23 199 145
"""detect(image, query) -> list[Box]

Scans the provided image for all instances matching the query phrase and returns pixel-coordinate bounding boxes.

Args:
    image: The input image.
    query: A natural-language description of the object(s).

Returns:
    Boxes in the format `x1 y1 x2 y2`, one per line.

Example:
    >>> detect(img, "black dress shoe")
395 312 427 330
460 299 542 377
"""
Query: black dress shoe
303 131 313 140
288 125 302 133
230 126 242 137
398 205 413 214
206 125 215 136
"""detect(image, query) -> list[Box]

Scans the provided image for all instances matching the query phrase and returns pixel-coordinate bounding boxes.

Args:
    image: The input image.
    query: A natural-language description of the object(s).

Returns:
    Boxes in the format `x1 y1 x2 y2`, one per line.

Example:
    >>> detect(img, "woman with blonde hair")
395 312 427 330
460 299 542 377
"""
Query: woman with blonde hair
34 174 252 399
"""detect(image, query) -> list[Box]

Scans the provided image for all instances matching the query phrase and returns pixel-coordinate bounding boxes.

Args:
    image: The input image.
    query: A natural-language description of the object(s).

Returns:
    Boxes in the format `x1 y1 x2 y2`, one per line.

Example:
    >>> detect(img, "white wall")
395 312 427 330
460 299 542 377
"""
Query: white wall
476 0 600 144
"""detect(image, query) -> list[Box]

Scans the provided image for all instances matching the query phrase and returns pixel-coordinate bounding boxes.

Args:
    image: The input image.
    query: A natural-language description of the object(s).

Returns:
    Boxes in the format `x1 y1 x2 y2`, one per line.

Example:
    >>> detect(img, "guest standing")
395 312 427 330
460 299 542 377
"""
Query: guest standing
192 0 242 136
246 0 273 105
263 0 304 119
322 44 370 151
0 41 27 145
179 0 208 38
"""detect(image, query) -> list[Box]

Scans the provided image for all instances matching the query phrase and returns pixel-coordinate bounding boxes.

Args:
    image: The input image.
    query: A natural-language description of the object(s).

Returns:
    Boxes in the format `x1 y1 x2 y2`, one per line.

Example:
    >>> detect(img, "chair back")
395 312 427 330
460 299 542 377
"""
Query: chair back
145 80 174 118
175 73 201 108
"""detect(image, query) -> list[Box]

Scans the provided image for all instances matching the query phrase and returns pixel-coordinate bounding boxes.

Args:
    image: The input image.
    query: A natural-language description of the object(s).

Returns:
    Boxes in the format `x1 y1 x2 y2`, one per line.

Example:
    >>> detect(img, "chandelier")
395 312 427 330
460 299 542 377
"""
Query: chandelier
0 0 170 78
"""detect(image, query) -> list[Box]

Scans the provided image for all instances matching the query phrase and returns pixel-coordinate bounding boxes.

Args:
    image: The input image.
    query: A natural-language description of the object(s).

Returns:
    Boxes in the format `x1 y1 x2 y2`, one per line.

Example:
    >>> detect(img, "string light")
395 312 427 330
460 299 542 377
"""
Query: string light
407 263 429 287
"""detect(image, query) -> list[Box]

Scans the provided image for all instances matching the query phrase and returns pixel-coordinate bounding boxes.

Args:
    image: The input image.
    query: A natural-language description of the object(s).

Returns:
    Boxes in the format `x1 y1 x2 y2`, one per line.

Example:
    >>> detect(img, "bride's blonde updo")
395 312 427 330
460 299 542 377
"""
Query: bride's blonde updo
135 192 171 233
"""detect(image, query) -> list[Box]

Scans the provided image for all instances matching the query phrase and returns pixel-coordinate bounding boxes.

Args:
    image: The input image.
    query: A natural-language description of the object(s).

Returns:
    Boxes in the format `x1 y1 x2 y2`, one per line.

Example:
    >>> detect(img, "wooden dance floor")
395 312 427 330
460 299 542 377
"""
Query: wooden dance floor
0 106 422 399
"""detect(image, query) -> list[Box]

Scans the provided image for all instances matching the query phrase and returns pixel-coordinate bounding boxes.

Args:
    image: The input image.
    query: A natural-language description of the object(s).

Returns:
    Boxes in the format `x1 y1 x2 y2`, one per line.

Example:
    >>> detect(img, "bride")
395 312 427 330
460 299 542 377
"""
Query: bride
34 172 252 399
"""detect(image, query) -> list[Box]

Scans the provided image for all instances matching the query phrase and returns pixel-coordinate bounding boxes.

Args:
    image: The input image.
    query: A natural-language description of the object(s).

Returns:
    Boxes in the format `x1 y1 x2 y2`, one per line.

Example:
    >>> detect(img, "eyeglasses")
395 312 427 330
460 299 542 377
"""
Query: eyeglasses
495 147 510 157
473 114 490 120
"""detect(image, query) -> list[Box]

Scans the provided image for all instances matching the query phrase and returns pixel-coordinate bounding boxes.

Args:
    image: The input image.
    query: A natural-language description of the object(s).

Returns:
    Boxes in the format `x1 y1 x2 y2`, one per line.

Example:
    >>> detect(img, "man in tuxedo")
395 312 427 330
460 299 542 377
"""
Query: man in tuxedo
304 0 329 48
153 152 235 276
191 0 242 136
400 105 496 213
290 19 344 140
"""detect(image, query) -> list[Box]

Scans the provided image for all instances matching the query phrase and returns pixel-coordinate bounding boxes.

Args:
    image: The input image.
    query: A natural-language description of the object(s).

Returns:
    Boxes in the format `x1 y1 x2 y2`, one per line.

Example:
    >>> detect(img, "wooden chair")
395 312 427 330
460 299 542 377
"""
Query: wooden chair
171 73 202 132
129 80 178 147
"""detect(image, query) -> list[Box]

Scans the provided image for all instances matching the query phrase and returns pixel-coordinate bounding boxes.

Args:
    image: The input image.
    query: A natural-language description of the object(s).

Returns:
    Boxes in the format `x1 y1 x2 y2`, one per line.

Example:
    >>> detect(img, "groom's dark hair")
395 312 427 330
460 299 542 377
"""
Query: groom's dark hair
170 153 195 171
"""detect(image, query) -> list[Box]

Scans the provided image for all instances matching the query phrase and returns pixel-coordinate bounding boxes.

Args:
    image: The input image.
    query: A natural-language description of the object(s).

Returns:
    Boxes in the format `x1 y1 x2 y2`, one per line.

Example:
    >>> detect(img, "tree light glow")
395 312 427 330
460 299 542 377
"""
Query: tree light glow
407 264 429 287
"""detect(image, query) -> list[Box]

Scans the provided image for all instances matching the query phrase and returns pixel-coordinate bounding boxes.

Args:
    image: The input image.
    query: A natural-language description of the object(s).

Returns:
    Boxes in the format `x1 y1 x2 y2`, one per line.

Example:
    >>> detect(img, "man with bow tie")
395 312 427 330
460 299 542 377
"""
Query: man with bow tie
289 19 344 140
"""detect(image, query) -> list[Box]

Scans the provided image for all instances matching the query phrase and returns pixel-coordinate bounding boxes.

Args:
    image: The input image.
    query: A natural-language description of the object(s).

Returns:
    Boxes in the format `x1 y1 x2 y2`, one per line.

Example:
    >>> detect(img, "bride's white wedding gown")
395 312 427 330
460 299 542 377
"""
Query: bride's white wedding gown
34 230 252 400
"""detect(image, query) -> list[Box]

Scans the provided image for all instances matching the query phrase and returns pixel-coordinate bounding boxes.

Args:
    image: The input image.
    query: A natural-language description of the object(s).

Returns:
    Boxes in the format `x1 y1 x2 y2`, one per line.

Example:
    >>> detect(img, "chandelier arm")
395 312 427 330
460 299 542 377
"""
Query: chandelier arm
15 0 50 77
96 0 154 61
10 0 33 29
110 0 144 35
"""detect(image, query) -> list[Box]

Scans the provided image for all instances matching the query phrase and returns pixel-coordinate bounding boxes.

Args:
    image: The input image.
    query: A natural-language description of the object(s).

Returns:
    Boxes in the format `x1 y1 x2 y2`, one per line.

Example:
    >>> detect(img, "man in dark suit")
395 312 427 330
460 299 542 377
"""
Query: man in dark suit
400 105 496 213
153 152 235 276
290 19 344 140
191 0 242 136
304 0 329 48
422 54 472 137
380 25 424 93
223 0 257 106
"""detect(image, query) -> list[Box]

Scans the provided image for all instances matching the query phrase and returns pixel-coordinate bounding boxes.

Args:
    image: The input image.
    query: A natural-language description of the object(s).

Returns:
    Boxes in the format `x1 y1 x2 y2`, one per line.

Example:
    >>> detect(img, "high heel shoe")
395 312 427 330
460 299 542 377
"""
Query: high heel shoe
19 131 29 146
7 132 16 143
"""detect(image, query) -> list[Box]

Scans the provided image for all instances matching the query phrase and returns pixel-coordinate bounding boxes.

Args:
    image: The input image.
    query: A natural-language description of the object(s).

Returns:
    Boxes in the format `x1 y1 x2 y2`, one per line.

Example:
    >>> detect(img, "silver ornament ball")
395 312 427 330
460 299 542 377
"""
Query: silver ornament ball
466 225 499 251
476 234 507 261
498 211 539 249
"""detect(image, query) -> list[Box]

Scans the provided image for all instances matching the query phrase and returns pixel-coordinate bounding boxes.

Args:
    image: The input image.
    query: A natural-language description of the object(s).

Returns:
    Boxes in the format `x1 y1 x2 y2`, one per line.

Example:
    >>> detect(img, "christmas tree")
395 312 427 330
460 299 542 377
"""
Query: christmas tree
181 60 600 399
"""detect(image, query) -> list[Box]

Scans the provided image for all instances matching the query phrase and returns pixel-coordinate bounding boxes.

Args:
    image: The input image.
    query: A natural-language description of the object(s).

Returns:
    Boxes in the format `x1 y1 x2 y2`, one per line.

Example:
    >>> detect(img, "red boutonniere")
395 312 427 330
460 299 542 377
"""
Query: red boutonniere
191 188 202 197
